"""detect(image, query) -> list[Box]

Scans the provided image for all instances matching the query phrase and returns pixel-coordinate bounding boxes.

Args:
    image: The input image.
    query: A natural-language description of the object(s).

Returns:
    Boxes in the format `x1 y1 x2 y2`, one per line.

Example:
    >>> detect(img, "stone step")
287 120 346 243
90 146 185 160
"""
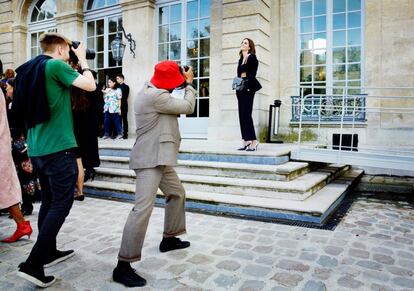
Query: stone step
92 164 349 201
84 169 364 224
99 148 290 165
100 156 310 181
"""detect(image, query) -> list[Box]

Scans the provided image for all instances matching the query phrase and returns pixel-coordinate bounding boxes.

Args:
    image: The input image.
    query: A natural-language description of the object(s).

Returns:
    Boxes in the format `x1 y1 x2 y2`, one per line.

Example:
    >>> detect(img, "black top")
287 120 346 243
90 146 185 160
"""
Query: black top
237 54 262 92
119 82 129 111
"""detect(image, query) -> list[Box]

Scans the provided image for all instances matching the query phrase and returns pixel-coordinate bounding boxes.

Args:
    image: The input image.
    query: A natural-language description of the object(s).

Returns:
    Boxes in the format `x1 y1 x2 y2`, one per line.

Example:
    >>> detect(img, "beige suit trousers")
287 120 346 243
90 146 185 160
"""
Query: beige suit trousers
118 166 186 262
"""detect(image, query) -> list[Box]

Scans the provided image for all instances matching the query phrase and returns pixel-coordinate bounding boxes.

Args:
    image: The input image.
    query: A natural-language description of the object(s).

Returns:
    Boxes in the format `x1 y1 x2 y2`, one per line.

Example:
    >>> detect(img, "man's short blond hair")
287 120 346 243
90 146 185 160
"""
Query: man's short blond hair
39 32 72 53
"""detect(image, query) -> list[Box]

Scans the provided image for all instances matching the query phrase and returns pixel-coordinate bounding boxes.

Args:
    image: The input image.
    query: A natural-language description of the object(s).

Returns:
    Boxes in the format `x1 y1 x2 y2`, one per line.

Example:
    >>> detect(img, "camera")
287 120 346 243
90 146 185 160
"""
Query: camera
69 41 96 64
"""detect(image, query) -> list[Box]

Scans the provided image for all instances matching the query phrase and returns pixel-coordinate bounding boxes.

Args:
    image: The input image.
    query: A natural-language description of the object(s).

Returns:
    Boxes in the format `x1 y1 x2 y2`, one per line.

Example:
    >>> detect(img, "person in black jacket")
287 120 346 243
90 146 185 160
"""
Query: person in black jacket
236 38 262 151
116 73 130 139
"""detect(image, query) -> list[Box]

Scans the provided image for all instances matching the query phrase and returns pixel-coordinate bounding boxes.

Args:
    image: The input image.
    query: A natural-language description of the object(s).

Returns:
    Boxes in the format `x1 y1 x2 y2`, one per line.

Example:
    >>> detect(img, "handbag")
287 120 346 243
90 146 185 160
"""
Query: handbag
232 77 246 91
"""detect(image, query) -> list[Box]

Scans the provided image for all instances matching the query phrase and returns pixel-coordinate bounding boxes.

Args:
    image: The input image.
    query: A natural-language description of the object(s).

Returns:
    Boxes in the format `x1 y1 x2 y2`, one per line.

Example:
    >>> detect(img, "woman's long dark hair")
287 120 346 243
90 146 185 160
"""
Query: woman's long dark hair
239 38 256 57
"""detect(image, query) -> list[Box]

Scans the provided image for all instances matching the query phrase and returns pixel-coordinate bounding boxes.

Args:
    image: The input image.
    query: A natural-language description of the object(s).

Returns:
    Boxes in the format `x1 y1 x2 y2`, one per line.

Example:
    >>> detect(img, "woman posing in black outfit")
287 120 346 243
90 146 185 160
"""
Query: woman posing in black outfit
236 38 262 151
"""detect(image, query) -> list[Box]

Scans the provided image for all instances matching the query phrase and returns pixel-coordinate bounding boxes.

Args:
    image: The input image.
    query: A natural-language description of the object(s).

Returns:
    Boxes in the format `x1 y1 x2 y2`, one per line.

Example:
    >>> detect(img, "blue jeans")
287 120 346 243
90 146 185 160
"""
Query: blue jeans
104 111 123 137
26 149 78 267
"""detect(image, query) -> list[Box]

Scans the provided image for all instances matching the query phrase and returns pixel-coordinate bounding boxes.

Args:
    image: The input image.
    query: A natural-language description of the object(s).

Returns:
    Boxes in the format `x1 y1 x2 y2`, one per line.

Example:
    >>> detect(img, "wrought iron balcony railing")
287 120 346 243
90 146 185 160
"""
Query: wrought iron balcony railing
291 94 367 123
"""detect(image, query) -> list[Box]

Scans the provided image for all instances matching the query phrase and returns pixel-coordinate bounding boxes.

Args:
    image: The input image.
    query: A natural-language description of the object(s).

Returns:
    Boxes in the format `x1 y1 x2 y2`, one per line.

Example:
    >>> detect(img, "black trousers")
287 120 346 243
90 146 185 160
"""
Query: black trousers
26 150 78 267
121 104 128 138
236 89 256 141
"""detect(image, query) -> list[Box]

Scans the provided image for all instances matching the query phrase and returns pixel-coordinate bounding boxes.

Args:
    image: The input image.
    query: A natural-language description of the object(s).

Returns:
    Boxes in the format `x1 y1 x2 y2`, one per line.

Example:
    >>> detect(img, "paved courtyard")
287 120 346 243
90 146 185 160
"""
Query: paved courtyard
1 193 414 290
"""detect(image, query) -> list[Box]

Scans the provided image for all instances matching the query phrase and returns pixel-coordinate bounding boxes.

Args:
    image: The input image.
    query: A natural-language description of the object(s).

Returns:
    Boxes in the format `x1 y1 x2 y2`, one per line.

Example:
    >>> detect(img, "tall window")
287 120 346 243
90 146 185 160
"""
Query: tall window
158 0 211 118
298 0 363 95
85 0 122 85
28 0 57 58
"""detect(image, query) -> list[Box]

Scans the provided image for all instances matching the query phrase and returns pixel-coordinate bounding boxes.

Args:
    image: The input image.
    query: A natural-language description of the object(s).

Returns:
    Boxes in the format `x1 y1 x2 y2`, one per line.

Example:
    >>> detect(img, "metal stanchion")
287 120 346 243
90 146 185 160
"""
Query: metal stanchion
266 100 283 143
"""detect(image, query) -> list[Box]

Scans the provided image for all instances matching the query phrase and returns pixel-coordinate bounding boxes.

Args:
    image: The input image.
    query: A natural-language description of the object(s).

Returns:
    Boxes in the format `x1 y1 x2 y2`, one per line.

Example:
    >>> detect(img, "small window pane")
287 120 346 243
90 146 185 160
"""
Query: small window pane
87 22 95 37
200 19 210 37
348 29 360 45
170 42 181 60
159 25 169 43
87 38 95 49
300 67 313 82
96 19 104 35
188 59 198 77
97 36 104 52
199 79 209 97
200 38 210 57
31 33 38 46
301 18 312 33
109 18 117 33
187 1 198 20
171 4 181 22
38 11 45 21
200 0 210 18
315 51 326 65
158 43 168 60
97 53 104 68
348 12 361 28
300 1 312 17
348 64 361 79
333 65 346 80
314 66 326 81
301 34 313 49
31 48 38 58
187 20 198 39
159 7 169 25
199 98 209 117
348 46 361 62
333 0 346 13
333 47 346 63
31 9 39 22
314 0 326 15
300 50 313 66
348 0 361 11
314 16 326 32
333 30 346 46
187 40 198 58
333 13 346 30
170 23 181 41
200 59 209 77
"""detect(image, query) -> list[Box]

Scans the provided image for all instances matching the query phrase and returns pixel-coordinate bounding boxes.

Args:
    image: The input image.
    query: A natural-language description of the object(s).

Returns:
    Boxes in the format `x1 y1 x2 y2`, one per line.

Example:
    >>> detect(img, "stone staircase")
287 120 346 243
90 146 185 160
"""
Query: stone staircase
84 141 363 225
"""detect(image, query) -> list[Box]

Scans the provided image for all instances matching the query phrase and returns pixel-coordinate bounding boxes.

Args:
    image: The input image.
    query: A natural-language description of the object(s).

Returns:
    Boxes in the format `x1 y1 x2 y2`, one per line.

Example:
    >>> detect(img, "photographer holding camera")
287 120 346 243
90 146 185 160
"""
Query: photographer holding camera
113 61 195 287
12 32 96 288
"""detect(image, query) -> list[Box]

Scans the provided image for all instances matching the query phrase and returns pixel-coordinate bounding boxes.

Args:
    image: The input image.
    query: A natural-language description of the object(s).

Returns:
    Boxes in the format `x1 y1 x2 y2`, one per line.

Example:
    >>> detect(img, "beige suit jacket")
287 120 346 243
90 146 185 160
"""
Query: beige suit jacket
129 81 196 169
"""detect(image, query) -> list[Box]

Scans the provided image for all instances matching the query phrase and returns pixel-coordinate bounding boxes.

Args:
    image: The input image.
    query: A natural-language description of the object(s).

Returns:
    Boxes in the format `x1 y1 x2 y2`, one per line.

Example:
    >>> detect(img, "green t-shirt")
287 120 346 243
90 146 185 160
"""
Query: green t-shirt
27 59 80 157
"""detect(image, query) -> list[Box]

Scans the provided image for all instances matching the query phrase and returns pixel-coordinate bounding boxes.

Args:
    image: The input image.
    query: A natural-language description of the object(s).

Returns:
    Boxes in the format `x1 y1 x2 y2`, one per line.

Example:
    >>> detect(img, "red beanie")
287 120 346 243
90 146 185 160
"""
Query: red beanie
150 61 185 90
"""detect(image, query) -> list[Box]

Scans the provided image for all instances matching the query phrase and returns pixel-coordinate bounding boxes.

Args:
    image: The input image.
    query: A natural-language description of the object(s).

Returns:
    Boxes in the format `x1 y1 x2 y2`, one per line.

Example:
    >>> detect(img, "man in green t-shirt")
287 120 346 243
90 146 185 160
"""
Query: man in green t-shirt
16 33 96 288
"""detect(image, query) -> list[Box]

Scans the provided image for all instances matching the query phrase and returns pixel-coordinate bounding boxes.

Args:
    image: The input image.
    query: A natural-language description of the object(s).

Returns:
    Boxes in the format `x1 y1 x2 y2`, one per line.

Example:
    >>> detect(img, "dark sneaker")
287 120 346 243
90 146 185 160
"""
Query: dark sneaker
159 237 190 253
44 250 75 268
17 262 56 288
113 265 146 287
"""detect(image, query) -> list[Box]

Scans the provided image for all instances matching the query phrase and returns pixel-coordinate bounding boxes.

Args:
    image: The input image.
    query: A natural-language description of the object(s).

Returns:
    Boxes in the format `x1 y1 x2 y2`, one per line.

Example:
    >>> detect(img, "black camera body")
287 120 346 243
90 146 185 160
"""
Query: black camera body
69 41 96 64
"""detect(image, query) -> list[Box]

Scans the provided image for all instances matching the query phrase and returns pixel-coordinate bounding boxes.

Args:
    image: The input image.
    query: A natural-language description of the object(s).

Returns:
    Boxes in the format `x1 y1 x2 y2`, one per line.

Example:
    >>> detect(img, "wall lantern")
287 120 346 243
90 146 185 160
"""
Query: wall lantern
110 25 136 61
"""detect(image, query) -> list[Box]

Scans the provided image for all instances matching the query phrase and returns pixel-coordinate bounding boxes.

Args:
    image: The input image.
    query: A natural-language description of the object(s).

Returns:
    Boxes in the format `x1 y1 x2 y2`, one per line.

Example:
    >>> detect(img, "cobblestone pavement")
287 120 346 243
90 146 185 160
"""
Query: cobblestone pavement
1 193 414 290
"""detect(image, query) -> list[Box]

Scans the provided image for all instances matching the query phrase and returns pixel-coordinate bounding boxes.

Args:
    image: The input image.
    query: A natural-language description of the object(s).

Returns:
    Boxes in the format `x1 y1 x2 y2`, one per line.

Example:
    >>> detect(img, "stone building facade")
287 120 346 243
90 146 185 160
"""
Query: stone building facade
1 0 413 146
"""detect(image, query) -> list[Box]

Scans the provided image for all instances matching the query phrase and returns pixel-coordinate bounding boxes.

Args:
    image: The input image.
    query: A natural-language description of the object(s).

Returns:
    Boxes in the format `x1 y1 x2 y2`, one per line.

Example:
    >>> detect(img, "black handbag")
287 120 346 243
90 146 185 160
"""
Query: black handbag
232 77 246 91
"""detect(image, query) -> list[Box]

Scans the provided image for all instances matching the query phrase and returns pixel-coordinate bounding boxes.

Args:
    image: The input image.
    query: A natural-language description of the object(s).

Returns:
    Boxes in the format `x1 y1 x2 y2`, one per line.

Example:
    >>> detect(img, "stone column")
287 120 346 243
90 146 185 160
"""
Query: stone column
11 24 27 68
209 0 272 141
1 0 15 69
55 0 84 40
119 0 156 137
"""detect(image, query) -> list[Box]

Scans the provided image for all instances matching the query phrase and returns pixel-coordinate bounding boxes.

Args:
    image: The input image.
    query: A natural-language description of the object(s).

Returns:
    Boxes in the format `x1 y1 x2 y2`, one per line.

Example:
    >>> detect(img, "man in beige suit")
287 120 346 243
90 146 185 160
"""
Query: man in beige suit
113 61 195 287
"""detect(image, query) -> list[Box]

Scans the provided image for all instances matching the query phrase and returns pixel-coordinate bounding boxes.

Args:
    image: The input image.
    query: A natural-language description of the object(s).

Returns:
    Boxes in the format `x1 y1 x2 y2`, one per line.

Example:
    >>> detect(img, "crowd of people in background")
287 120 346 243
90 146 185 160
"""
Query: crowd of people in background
0 51 130 238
